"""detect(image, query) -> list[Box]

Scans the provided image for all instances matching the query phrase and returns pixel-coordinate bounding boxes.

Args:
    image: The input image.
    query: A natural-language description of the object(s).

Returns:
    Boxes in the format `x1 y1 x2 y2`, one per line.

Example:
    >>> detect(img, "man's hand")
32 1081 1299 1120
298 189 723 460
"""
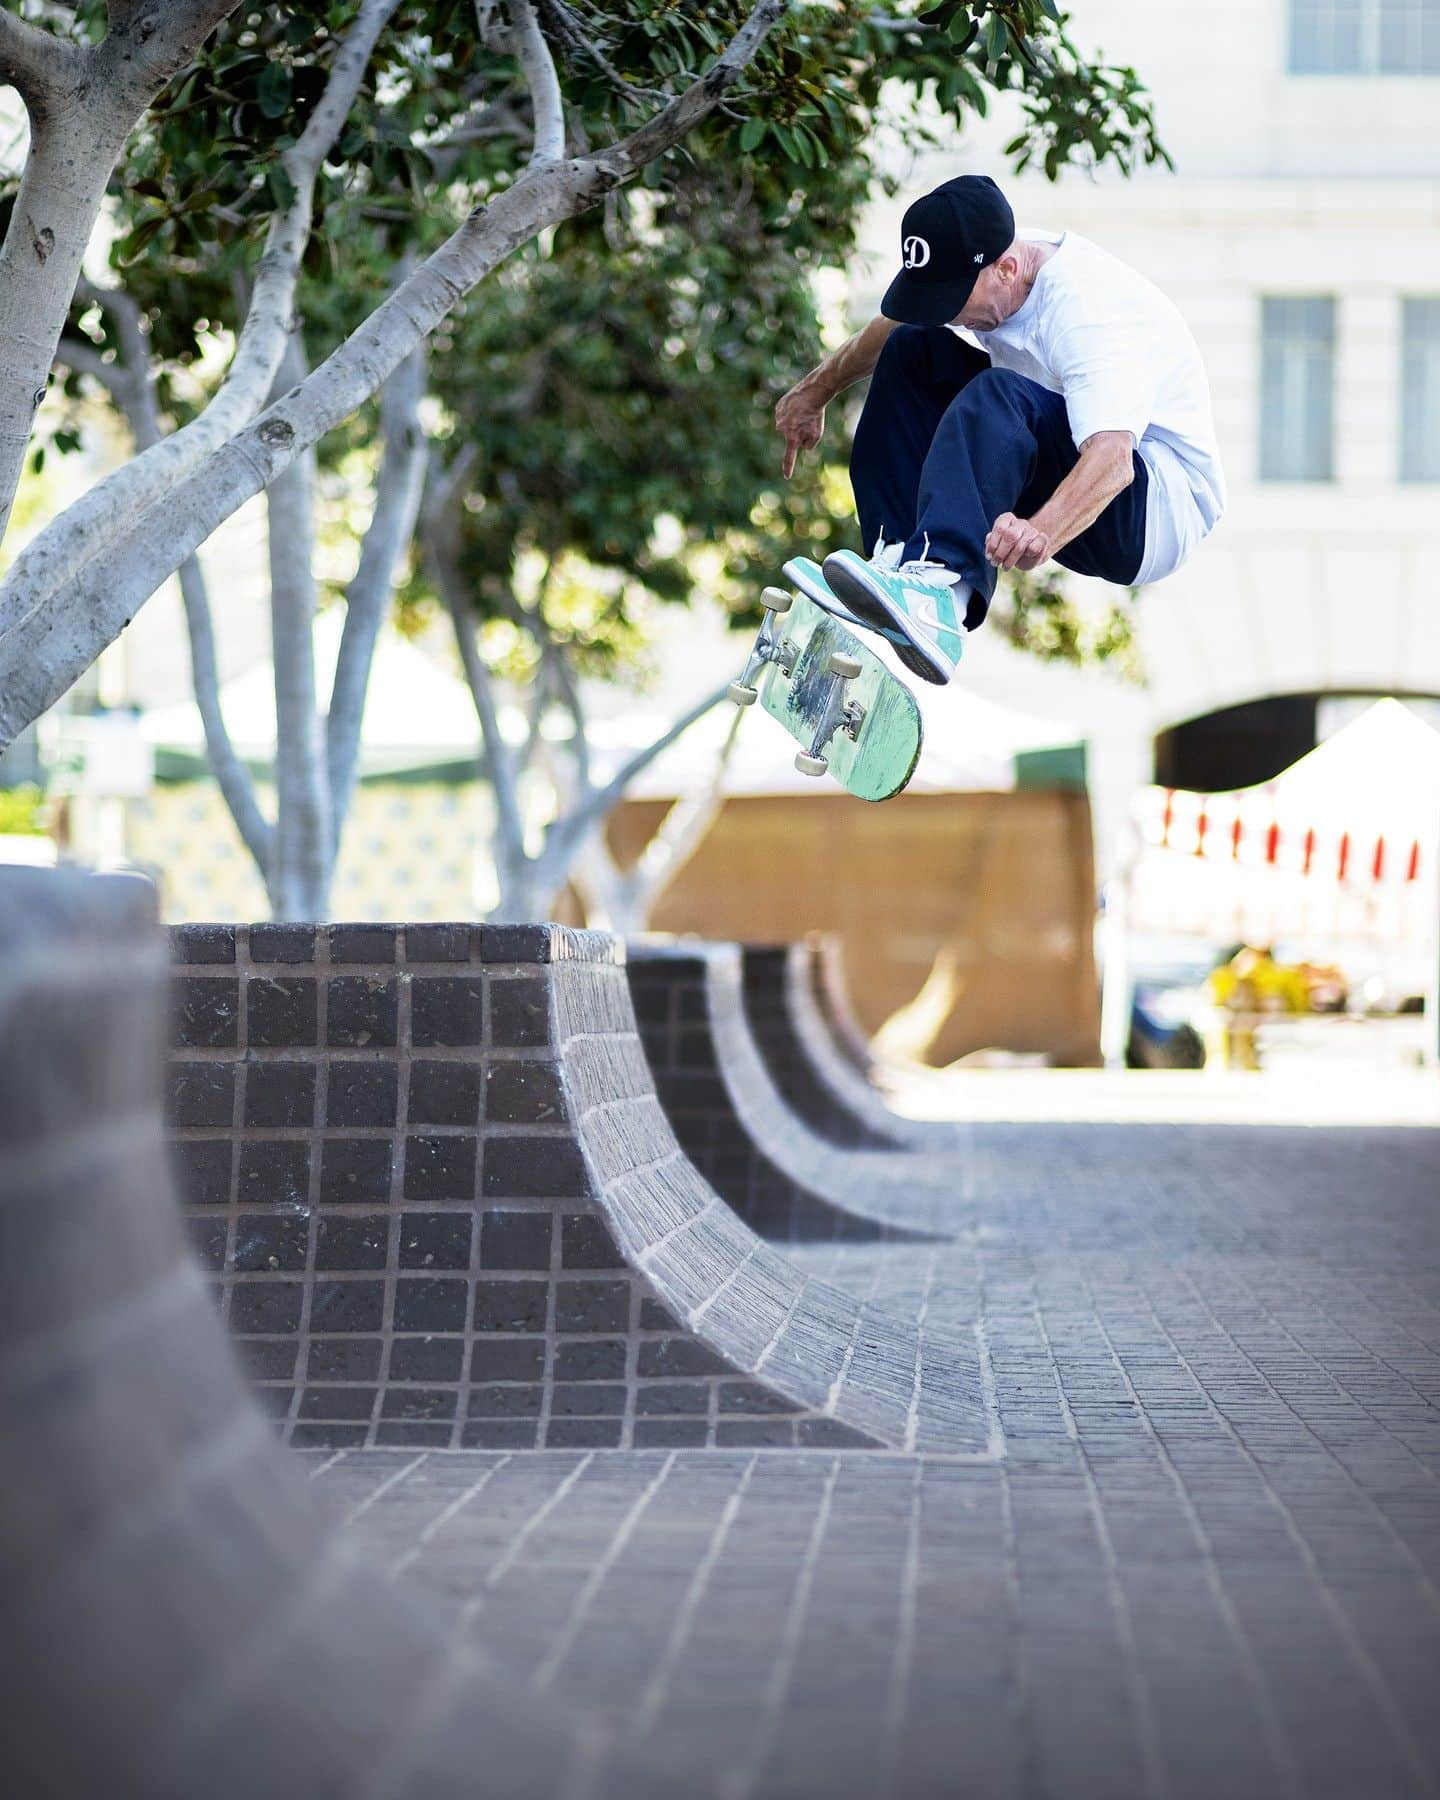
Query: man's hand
775 380 827 479
985 513 1051 572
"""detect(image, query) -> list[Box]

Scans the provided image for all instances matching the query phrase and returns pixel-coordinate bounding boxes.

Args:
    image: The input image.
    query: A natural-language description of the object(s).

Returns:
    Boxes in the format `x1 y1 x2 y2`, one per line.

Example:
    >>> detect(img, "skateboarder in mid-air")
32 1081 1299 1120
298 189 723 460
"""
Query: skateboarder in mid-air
773 174 1226 685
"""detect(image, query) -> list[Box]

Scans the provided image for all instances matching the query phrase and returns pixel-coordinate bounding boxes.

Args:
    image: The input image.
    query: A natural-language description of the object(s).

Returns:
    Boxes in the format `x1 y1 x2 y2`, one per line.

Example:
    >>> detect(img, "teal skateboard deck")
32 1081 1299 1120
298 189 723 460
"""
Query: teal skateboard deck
729 588 923 802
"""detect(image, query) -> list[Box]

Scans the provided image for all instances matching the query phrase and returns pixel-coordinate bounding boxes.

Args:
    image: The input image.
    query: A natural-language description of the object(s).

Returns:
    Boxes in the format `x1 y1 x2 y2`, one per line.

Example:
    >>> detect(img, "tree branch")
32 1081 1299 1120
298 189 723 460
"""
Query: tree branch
586 678 733 820
57 281 273 868
326 332 429 849
0 0 794 745
422 485 528 869
0 7 66 113
0 0 402 635
505 0 565 164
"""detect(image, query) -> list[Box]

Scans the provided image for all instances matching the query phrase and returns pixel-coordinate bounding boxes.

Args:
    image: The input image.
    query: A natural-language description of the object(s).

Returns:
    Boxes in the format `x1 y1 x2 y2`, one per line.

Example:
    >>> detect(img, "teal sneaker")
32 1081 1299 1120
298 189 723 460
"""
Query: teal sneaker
821 548 969 685
782 556 869 630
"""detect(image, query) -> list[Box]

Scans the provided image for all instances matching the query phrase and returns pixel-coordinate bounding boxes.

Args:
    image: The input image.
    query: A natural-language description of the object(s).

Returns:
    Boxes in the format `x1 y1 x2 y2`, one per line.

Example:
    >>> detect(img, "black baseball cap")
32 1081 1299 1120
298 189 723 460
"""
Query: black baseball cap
881 175 1016 325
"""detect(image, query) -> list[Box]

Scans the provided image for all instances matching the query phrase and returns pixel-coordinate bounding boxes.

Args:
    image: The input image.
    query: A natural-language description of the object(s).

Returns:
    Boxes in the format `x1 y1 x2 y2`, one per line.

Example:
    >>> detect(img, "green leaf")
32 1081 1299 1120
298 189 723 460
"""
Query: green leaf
738 117 765 153
257 62 292 121
985 15 1009 63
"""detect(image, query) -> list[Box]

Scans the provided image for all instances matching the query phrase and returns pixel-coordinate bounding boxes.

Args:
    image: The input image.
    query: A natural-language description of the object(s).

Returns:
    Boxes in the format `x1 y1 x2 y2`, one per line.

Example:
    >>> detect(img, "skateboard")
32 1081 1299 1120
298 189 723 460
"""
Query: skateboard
729 587 923 802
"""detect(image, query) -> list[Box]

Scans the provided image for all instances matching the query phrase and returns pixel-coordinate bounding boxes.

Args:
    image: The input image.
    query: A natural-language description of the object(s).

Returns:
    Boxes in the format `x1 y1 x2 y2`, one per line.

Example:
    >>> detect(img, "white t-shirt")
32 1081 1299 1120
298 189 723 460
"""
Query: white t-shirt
963 230 1226 585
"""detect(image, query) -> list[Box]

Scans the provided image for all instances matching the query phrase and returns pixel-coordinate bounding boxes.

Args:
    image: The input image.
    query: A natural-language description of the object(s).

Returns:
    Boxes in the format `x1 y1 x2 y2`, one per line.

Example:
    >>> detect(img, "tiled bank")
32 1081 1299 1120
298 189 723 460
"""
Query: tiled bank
738 944 901 1150
168 924 987 1454
627 941 967 1240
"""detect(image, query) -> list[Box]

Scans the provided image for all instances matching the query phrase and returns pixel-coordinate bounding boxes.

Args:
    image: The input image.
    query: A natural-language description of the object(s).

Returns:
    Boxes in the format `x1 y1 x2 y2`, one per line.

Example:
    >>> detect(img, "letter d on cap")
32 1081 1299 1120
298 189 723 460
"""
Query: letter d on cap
901 235 930 270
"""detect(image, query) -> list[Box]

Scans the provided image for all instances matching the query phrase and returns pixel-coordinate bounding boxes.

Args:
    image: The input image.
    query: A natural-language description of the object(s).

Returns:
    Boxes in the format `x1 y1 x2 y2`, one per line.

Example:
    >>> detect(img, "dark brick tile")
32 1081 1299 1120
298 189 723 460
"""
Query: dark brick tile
167 1063 234 1129
554 1279 631 1335
633 1418 710 1448
544 1416 622 1448
289 1423 367 1450
473 1280 548 1333
389 1338 465 1382
171 924 236 965
235 1339 297 1381
552 1383 625 1417
248 924 316 964
309 1279 384 1333
315 1215 389 1271
638 1338 732 1378
639 1298 682 1332
247 977 318 1047
636 1382 711 1415
172 976 239 1048
466 1384 543 1418
561 1214 625 1269
479 1209 552 1270
326 976 398 1048
403 923 473 963
460 1420 538 1449
393 1277 468 1333
374 1422 454 1449
298 1386 377 1423
476 925 553 963
554 1340 626 1382
307 1338 383 1381
320 1137 393 1204
229 1282 303 1335
488 977 549 1046
170 1139 231 1206
484 1061 564 1125
243 1060 316 1128
380 1387 457 1421
325 1062 397 1128
470 1337 546 1381
326 924 398 964
237 1141 310 1210
410 976 485 1047
408 1060 482 1126
403 1135 476 1201
233 1213 309 1273
398 1211 474 1271
481 1136 586 1199
715 1419 796 1447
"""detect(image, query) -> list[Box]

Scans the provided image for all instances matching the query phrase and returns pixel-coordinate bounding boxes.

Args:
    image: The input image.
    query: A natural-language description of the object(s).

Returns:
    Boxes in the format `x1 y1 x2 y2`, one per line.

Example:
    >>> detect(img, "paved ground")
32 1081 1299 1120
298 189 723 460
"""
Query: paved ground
305 1109 1440 1800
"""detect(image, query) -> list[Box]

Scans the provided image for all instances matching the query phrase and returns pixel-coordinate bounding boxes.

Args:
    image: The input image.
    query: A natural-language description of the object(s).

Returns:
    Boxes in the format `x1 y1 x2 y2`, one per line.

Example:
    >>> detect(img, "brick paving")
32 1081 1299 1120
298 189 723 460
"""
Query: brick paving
310 1116 1440 1800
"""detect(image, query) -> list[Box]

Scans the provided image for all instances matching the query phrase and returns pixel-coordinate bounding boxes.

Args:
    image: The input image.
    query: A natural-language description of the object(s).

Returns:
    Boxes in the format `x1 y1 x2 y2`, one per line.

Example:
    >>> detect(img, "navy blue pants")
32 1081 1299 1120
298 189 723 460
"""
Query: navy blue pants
849 324 1150 628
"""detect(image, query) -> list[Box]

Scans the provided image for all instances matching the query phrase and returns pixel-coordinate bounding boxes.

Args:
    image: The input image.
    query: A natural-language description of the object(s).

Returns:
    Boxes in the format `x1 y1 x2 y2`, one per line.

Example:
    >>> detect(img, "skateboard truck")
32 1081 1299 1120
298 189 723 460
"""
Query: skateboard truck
795 651 865 776
729 586 799 707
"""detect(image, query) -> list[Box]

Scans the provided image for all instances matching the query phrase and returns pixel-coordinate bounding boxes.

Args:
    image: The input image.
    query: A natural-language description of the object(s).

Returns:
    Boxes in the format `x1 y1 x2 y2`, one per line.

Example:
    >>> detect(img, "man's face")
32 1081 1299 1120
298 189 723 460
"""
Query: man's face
950 256 1021 332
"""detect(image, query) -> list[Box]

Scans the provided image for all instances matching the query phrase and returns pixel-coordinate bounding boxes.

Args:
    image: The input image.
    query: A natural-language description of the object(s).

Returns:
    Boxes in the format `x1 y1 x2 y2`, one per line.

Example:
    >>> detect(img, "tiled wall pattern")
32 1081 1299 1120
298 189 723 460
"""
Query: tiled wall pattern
738 944 901 1150
626 944 967 1242
781 941 971 1155
169 925 993 1452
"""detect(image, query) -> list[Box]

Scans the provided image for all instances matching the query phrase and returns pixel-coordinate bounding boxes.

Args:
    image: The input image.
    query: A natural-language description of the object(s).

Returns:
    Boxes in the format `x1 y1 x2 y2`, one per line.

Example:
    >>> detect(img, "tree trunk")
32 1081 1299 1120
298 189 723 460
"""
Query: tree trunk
0 0 247 554
0 100 130 550
265 343 331 919
326 339 428 850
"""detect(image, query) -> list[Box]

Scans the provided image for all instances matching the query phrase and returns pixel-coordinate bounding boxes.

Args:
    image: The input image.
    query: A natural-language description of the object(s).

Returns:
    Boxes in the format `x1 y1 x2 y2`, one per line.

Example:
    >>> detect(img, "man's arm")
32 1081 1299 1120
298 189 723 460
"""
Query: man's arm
774 315 899 478
985 431 1135 571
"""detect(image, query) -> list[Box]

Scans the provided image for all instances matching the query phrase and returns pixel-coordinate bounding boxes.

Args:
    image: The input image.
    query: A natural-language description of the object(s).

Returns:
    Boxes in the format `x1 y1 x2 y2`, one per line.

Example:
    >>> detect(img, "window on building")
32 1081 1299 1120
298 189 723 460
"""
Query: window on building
1290 0 1440 74
1401 299 1440 481
1260 298 1336 482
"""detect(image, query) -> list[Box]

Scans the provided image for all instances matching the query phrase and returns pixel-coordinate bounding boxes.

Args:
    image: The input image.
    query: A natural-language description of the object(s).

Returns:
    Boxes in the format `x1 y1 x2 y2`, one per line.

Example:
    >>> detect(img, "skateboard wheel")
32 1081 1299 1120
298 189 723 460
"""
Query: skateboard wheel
760 586 793 615
827 652 862 679
728 682 758 707
795 751 828 777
